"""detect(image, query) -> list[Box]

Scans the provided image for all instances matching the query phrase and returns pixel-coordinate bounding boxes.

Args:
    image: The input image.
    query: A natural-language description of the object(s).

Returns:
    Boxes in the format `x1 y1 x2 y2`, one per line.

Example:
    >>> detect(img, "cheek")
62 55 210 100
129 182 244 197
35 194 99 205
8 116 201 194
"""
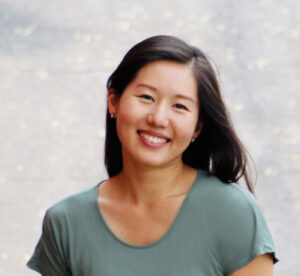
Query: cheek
176 116 198 137
117 103 137 126
178 127 195 143
116 101 142 138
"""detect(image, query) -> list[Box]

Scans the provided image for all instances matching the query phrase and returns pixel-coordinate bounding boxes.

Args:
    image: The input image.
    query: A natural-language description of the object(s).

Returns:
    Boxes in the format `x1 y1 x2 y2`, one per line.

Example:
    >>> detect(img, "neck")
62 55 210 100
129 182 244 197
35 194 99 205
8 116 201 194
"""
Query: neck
114 159 195 204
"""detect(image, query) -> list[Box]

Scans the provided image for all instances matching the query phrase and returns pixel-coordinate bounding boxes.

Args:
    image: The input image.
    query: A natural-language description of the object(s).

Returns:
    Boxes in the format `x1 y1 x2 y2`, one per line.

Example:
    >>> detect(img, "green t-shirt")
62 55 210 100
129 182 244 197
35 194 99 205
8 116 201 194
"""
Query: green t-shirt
27 170 278 275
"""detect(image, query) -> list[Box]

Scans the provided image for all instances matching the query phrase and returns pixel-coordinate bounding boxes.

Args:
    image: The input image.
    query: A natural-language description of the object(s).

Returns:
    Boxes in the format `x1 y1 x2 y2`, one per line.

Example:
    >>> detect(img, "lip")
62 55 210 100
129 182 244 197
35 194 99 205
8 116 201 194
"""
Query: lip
137 130 170 141
137 130 170 148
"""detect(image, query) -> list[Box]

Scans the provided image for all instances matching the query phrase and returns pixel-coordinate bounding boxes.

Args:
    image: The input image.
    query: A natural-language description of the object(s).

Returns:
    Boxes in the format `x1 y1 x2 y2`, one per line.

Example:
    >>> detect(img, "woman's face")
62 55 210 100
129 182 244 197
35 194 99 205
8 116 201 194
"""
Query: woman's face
108 60 201 169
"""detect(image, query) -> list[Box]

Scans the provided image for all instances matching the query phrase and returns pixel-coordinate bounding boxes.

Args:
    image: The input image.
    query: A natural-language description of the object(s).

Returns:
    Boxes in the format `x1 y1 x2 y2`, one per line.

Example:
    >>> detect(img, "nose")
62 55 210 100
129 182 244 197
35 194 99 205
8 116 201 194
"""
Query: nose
147 105 169 128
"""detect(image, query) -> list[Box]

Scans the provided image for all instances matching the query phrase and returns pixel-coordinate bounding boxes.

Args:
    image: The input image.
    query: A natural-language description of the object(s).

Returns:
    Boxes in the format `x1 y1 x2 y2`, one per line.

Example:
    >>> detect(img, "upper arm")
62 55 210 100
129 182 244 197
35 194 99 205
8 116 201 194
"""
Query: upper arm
210 184 278 275
27 209 71 275
229 254 274 276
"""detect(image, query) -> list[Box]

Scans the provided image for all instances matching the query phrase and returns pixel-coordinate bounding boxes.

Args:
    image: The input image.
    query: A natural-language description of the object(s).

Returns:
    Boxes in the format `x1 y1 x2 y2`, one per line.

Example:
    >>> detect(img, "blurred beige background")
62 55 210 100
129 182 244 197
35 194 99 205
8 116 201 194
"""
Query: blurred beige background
0 0 299 275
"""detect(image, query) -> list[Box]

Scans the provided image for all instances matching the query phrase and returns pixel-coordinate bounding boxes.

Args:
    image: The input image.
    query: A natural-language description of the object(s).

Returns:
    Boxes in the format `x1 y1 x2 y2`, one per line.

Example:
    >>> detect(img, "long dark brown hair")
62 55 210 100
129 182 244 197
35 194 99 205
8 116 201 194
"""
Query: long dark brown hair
105 35 254 193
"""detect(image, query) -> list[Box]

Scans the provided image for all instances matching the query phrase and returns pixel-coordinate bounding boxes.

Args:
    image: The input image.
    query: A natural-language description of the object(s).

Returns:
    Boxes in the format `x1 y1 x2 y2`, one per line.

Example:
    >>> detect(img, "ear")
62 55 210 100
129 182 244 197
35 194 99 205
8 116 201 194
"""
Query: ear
193 122 204 140
107 89 120 116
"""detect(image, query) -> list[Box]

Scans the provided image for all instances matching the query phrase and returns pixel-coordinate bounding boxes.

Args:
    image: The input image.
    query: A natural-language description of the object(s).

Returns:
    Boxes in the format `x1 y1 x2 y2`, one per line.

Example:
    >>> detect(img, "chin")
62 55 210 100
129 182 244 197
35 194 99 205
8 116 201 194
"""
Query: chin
134 155 182 169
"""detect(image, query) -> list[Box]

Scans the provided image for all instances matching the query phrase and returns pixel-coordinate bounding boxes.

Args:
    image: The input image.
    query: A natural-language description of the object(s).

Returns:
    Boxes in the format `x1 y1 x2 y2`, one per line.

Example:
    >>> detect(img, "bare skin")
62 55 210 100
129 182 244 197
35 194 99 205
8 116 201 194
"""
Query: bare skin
101 60 274 274
98 164 197 245
102 61 202 245
98 167 274 274
229 254 274 276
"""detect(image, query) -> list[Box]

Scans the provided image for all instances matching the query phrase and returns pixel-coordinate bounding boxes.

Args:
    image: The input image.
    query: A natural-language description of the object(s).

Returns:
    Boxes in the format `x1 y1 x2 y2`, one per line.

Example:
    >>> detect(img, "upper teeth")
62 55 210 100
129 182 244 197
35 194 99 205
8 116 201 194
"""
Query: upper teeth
140 133 167 144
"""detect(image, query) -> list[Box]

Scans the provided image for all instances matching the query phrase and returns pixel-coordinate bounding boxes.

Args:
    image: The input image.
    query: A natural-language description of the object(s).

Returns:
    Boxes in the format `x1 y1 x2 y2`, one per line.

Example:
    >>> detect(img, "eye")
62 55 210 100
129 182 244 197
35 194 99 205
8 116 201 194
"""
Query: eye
138 94 154 101
174 103 188 111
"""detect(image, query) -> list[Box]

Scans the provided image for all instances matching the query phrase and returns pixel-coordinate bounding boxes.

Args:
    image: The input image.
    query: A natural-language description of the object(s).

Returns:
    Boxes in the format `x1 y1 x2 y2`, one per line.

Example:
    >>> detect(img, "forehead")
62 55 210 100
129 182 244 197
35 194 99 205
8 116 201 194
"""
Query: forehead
130 60 198 99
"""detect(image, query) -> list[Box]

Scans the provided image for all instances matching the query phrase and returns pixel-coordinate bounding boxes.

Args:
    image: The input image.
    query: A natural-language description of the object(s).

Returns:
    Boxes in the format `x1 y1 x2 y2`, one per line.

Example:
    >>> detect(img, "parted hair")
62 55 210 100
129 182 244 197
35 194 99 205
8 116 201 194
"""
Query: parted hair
105 35 254 193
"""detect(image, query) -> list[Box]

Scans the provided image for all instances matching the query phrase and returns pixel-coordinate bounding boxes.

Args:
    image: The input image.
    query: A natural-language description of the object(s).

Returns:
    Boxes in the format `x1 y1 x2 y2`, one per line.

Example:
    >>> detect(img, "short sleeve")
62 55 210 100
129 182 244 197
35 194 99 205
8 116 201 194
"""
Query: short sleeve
27 209 71 275
213 184 279 275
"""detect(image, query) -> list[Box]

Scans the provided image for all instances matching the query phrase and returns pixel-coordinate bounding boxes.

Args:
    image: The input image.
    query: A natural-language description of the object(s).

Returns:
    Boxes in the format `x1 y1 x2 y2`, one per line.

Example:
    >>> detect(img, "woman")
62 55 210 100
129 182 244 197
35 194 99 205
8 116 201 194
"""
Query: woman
27 35 278 275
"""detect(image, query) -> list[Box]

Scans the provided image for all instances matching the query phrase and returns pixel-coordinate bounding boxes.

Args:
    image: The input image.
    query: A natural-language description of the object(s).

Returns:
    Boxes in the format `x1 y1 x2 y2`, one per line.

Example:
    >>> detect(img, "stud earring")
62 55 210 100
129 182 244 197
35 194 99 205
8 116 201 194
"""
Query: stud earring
110 113 116 119
191 137 195 143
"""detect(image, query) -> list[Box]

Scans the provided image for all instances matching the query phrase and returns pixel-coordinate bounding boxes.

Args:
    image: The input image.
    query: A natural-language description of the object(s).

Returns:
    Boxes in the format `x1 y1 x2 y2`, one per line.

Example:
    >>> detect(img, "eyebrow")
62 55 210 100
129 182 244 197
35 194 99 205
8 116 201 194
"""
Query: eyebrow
136 83 196 103
136 83 157 91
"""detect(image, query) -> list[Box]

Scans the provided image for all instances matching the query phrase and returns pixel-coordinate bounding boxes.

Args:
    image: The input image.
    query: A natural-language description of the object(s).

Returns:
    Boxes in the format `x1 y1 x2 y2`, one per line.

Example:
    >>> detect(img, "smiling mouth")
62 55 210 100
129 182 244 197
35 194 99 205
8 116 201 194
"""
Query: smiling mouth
137 131 170 144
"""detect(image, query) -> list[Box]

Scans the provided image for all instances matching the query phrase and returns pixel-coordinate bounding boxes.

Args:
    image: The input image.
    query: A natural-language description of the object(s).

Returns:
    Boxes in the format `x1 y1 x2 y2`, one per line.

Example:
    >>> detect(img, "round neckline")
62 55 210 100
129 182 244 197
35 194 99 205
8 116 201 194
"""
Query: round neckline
94 170 201 249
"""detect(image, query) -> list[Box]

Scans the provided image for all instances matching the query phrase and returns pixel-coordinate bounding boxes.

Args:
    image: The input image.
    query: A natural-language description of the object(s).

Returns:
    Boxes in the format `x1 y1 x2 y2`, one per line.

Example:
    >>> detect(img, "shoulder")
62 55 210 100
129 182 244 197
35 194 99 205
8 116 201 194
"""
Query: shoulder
195 170 257 212
194 171 278 274
208 179 261 232
194 170 268 241
44 183 100 226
